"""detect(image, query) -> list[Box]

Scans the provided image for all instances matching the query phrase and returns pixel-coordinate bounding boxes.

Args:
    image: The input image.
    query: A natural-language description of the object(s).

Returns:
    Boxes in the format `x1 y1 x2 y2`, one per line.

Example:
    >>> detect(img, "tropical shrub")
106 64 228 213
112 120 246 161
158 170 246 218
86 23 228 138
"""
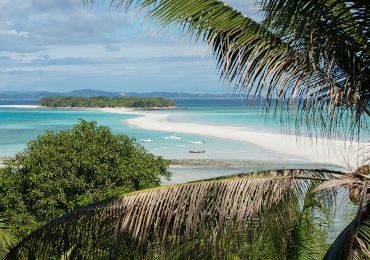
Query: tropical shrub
0 119 171 243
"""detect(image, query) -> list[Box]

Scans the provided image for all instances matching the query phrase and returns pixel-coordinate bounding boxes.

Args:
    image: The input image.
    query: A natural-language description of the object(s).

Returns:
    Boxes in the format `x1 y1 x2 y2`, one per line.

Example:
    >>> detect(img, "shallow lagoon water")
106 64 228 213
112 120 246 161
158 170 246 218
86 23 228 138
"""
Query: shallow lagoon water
0 99 350 171
162 162 345 186
0 106 280 161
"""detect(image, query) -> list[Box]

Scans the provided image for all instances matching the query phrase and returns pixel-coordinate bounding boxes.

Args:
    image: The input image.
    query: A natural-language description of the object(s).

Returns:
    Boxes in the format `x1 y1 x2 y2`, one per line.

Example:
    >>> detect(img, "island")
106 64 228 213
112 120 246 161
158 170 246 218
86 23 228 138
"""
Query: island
40 96 176 108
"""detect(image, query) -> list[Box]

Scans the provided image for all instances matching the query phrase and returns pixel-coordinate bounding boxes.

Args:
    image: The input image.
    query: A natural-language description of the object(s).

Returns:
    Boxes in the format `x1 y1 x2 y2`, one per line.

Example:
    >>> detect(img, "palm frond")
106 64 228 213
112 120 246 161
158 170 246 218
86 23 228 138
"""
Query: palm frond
323 182 370 259
259 0 370 139
256 180 332 259
83 0 370 141
0 213 13 256
5 169 337 259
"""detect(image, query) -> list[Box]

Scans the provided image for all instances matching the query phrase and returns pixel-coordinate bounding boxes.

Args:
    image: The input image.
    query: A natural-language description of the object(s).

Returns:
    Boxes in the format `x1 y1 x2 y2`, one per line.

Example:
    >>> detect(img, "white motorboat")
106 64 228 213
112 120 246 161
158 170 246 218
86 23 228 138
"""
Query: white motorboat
165 134 180 140
141 139 153 142
188 141 204 144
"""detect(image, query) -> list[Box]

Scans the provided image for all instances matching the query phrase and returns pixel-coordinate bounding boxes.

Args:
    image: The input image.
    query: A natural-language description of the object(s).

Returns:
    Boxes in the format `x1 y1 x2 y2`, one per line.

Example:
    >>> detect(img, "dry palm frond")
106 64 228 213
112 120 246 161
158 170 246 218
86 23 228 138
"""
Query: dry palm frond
323 182 370 260
312 167 370 203
5 169 337 259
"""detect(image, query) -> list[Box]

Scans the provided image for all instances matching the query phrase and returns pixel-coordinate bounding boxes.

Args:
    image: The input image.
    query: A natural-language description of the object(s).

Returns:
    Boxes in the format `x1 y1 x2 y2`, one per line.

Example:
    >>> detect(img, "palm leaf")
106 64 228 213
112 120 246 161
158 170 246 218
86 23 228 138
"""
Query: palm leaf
323 183 370 260
256 180 333 259
0 213 13 256
259 0 370 138
83 0 369 140
5 169 337 259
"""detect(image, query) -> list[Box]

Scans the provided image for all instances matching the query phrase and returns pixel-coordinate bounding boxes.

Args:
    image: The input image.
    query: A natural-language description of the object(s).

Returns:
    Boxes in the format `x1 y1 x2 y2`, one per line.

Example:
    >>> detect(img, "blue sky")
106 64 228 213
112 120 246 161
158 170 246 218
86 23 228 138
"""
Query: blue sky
0 0 260 94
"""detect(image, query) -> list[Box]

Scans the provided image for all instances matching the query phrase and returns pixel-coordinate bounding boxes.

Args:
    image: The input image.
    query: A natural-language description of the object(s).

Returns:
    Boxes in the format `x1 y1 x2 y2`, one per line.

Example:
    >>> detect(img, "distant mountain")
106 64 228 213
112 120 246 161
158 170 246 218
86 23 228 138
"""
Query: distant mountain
0 89 120 100
121 92 251 99
0 89 255 100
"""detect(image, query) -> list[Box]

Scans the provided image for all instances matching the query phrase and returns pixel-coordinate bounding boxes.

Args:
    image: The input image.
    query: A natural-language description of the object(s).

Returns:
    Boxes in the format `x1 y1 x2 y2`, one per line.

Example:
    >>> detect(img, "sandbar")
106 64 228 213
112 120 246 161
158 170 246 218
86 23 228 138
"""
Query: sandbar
1 105 364 167
101 107 366 168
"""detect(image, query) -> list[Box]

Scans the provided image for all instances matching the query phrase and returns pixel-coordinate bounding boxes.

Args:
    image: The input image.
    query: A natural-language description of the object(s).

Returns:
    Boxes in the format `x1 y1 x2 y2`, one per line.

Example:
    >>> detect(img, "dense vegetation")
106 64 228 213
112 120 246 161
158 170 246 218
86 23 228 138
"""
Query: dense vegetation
0 120 171 250
40 96 176 108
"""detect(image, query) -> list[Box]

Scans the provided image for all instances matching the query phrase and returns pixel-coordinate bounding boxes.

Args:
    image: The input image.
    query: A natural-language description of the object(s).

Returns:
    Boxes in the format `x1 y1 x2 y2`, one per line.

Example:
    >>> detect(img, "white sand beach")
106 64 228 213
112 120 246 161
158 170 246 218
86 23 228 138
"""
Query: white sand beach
2 105 365 167
101 107 366 168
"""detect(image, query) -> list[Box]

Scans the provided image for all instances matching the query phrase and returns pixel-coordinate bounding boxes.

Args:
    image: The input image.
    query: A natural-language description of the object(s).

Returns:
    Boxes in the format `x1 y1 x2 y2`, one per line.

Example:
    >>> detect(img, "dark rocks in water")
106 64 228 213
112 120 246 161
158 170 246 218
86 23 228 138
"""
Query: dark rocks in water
167 159 281 167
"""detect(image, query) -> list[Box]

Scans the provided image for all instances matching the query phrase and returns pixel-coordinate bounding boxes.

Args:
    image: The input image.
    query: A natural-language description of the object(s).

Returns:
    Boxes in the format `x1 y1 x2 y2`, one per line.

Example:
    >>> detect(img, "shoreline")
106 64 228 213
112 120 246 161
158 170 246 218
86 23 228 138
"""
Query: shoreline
1 105 364 167
100 108 364 167
0 156 340 169
0 157 281 169
168 159 281 167
0 105 185 110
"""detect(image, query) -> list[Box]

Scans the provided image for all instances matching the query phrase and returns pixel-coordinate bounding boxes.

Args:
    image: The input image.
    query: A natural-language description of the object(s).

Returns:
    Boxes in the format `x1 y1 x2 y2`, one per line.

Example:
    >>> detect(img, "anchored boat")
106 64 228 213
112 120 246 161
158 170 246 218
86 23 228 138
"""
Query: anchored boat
189 150 205 153
141 139 153 142
188 141 204 144
165 134 180 139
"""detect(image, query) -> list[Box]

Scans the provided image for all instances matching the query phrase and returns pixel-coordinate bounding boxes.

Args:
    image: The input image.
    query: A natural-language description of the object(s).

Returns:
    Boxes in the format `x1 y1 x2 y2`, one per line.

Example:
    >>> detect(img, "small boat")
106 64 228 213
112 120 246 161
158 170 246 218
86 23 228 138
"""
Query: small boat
165 134 180 139
188 141 204 144
189 150 205 153
141 139 153 142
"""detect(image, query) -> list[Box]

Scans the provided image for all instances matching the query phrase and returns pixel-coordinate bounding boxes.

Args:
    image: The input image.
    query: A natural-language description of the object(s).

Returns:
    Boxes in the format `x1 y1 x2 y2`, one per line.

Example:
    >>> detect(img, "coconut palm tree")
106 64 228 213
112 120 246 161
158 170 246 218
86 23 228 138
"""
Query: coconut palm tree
5 0 370 258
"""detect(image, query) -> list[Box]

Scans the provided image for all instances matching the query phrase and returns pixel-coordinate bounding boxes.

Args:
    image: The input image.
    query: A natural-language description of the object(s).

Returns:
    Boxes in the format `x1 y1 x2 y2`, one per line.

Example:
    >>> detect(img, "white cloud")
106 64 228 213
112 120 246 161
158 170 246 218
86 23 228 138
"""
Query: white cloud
0 29 29 37
0 0 240 93
0 0 129 53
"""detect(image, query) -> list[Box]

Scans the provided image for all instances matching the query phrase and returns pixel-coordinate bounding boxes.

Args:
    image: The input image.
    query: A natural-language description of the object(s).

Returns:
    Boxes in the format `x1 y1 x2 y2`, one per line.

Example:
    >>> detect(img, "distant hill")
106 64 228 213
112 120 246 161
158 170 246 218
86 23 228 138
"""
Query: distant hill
0 89 254 100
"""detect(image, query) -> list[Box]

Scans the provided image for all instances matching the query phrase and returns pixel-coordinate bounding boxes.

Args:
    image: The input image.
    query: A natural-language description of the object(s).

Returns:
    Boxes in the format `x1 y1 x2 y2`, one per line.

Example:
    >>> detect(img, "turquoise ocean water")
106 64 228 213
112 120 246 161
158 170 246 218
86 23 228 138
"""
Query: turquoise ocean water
0 99 351 239
0 99 346 184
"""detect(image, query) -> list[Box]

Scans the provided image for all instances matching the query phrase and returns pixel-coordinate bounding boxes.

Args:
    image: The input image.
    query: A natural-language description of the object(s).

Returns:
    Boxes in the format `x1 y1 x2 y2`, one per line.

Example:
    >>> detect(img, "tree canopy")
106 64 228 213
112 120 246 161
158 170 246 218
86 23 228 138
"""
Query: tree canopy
0 120 171 244
40 96 176 108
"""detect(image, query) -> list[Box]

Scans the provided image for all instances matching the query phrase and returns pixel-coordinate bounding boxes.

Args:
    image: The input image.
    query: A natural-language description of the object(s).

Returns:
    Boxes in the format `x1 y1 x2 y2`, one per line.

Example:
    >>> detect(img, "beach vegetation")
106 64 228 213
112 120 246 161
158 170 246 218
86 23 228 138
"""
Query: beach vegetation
4 0 370 258
0 119 171 246
40 96 176 108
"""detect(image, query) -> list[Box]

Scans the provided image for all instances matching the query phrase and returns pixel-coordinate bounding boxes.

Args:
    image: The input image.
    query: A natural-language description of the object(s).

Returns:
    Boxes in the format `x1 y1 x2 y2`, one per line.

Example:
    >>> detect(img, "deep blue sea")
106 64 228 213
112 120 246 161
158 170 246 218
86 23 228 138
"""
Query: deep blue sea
0 99 346 182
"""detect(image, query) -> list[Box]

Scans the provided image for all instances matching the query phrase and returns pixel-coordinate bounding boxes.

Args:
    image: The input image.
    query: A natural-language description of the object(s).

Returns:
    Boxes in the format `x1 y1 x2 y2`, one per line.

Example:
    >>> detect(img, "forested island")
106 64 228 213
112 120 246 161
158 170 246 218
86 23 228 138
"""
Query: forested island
40 96 176 108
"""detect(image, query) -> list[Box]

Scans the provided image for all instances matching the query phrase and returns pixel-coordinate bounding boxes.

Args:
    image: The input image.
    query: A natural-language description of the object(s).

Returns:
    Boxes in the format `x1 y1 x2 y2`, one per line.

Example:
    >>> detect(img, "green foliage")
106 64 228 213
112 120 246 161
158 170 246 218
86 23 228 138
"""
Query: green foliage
0 213 12 259
0 119 171 243
39 96 176 108
254 183 331 259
